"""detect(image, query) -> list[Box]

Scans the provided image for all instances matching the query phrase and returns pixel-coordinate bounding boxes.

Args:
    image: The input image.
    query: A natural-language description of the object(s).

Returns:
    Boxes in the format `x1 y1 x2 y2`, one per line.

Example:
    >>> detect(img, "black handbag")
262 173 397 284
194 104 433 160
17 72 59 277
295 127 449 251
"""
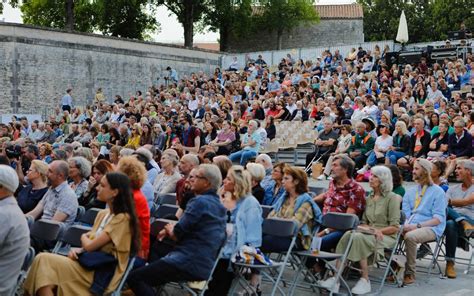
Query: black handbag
78 251 117 270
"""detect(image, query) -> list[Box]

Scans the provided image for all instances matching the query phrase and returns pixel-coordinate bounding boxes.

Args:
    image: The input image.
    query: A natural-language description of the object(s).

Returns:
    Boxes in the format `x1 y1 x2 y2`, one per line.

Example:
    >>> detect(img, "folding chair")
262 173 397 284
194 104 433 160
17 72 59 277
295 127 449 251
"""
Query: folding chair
460 234 474 274
229 218 299 296
150 218 177 238
52 224 92 255
108 256 137 296
288 213 359 295
30 219 64 242
14 247 35 296
78 207 102 226
152 204 179 220
75 206 86 222
261 205 273 219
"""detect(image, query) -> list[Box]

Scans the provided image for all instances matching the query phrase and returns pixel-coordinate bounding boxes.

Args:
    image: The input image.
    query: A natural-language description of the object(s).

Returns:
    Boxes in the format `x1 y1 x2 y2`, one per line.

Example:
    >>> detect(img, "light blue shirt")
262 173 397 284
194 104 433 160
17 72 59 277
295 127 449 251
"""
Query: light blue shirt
141 180 155 210
402 184 447 239
268 81 280 92
61 94 73 107
242 132 261 153
223 195 262 259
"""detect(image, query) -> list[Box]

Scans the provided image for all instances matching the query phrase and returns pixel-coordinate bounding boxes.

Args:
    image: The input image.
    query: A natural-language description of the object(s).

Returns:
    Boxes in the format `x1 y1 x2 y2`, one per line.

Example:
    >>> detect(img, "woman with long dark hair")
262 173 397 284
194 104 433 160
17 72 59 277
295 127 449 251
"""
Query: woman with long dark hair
24 172 140 296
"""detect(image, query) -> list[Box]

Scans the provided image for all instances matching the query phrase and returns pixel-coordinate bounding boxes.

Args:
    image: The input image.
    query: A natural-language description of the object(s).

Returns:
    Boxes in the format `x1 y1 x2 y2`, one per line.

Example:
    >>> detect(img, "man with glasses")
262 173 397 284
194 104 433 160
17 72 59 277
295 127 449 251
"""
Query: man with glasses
127 164 226 295
26 160 78 251
444 160 474 278
445 119 473 177
305 118 338 175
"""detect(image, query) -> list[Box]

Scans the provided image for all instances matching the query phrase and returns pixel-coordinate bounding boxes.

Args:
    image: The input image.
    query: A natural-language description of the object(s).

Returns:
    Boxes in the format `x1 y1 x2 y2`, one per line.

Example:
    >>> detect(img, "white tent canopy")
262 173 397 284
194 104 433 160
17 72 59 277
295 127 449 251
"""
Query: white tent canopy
396 10 409 44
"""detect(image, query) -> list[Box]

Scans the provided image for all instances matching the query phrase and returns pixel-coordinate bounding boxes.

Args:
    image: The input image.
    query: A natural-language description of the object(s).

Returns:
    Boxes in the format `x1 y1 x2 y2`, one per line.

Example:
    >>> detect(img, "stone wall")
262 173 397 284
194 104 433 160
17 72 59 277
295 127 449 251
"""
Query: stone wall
0 23 221 115
227 19 364 53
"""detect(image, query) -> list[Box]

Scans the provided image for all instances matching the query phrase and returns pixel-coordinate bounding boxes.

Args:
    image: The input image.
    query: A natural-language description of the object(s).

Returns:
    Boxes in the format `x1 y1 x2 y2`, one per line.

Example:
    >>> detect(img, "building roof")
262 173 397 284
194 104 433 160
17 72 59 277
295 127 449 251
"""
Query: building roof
316 4 363 19
252 4 363 19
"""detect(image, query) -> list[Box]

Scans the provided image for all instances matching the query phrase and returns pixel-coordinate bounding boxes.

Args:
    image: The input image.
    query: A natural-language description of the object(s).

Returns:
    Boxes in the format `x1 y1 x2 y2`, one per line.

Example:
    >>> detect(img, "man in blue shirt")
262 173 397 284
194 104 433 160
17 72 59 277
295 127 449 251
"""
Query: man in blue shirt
127 164 226 296
402 159 447 285
61 88 73 112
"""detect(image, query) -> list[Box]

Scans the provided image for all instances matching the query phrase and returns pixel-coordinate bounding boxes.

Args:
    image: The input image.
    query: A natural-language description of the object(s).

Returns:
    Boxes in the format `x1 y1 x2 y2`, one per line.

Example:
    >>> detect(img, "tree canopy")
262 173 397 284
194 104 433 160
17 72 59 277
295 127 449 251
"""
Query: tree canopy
358 0 474 43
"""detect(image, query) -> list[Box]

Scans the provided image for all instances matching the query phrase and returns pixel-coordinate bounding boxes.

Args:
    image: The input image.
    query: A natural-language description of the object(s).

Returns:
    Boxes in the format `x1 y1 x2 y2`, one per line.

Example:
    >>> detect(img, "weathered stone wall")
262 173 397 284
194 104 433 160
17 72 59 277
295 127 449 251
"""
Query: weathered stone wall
227 19 364 53
0 23 221 115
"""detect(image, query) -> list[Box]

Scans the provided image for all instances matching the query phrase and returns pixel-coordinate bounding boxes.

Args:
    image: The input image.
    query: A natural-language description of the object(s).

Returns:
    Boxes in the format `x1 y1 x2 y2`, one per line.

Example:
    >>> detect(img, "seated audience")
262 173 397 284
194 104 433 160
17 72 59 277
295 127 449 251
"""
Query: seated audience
444 160 474 278
67 156 91 199
0 165 30 296
16 160 49 213
262 162 288 206
229 120 262 166
246 162 266 204
24 172 139 296
79 160 114 209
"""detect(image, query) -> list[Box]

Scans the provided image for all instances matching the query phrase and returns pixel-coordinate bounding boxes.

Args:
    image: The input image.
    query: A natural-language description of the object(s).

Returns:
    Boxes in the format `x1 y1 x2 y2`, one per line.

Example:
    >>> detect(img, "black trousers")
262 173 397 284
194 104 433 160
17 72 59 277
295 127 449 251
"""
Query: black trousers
127 240 196 296
204 259 234 296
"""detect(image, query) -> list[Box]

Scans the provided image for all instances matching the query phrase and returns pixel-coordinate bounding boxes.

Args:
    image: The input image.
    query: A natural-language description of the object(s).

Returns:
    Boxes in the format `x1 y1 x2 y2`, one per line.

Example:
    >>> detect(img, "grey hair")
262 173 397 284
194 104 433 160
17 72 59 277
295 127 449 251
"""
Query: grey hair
199 164 222 192
256 153 272 169
458 160 474 176
181 154 200 166
69 156 92 178
246 163 266 183
120 148 135 157
333 154 355 178
395 120 408 135
370 165 393 194
53 160 69 180
73 147 93 163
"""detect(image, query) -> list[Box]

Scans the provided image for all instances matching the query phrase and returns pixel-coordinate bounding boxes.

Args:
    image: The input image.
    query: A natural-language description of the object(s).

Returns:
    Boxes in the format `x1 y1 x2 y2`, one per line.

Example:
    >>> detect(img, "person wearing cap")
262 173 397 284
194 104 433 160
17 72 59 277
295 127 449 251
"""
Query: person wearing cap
347 121 375 171
400 159 447 285
357 122 393 174
0 165 30 296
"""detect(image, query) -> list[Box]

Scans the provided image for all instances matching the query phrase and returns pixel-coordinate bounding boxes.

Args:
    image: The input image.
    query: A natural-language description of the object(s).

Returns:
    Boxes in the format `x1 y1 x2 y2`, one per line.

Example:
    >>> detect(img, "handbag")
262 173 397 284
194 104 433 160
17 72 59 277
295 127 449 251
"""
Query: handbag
78 251 117 270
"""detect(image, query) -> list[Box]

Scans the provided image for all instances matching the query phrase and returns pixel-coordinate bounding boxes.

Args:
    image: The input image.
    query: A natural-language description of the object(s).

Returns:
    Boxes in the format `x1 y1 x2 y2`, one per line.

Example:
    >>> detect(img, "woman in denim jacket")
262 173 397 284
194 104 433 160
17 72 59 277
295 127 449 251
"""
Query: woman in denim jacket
206 165 263 296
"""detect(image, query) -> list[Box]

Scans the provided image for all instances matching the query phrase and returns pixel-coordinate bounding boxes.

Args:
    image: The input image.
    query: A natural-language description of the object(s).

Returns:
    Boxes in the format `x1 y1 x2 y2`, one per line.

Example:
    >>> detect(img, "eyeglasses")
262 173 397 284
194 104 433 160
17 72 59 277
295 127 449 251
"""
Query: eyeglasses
189 175 207 181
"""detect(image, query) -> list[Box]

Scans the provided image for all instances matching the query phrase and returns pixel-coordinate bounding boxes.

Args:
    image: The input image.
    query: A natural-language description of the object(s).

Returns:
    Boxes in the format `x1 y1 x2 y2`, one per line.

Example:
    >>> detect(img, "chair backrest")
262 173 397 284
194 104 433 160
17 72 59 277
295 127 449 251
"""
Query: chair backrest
75 206 86 222
158 193 177 206
21 247 35 271
400 211 406 225
262 218 299 238
30 219 63 241
309 186 325 196
152 204 179 219
110 256 136 296
150 219 174 238
79 208 101 226
261 205 273 219
61 225 91 247
322 212 359 231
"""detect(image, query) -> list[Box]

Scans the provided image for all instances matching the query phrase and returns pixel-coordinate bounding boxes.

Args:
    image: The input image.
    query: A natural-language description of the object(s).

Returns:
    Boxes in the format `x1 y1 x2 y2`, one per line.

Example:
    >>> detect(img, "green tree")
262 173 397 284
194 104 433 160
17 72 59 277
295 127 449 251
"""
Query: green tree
358 0 474 43
202 0 254 52
256 0 319 50
155 0 209 48
95 0 158 40
20 0 97 32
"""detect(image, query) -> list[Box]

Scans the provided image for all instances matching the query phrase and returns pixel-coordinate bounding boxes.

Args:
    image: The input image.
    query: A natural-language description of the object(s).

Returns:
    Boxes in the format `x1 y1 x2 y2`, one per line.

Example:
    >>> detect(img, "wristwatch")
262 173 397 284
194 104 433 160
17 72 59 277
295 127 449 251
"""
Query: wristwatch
416 223 422 228
324 228 330 235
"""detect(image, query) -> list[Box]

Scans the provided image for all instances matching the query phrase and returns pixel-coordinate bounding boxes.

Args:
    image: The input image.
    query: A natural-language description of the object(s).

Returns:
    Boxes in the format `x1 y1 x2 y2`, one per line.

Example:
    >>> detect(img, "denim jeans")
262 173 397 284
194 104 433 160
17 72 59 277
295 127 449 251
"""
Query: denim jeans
229 149 257 166
386 150 406 165
366 151 379 167
445 207 474 261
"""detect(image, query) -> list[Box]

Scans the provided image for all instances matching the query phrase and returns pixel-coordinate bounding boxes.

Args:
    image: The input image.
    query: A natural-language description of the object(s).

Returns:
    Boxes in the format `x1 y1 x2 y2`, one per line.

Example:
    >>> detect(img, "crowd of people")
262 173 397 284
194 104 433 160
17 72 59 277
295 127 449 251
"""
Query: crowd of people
0 41 473 295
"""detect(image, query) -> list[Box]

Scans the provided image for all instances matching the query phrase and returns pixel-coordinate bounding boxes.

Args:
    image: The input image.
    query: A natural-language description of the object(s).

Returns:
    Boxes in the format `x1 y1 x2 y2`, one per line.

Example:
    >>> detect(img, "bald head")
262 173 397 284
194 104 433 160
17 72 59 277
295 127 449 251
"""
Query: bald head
179 154 200 176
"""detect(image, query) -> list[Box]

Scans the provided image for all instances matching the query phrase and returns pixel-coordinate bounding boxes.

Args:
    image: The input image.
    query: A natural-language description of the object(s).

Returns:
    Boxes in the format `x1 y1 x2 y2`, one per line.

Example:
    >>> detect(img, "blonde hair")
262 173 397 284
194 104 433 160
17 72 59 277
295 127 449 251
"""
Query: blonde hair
227 165 251 201
31 159 48 183
246 163 266 183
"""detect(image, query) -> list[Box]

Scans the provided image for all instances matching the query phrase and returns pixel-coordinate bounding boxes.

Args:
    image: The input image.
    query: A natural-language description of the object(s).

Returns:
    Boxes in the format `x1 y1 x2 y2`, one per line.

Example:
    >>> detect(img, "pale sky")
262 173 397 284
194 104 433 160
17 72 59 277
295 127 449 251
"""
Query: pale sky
0 0 355 44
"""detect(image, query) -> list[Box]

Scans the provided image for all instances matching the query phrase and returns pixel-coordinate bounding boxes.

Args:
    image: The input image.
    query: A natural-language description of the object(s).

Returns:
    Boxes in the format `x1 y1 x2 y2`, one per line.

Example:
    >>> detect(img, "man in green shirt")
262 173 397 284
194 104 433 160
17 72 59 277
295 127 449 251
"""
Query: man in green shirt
348 122 375 170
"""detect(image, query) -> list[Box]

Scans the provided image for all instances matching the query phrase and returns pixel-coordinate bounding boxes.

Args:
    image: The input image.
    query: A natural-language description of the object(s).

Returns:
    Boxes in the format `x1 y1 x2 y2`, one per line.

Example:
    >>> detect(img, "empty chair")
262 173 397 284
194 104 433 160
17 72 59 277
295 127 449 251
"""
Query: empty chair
78 207 102 226
229 218 299 296
152 204 179 219
52 224 92 256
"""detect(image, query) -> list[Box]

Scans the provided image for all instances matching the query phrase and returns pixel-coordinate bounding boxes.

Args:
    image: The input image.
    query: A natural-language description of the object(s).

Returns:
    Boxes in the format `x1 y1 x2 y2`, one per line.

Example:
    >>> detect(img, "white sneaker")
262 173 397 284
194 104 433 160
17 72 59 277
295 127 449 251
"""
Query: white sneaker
351 278 371 295
327 176 333 180
318 276 340 292
317 174 326 180
357 165 369 175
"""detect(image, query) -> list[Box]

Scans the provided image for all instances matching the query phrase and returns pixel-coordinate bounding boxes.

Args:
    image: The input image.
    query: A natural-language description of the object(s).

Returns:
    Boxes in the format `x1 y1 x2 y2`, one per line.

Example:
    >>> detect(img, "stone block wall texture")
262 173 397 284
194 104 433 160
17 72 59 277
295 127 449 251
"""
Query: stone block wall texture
227 19 364 53
0 24 221 115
